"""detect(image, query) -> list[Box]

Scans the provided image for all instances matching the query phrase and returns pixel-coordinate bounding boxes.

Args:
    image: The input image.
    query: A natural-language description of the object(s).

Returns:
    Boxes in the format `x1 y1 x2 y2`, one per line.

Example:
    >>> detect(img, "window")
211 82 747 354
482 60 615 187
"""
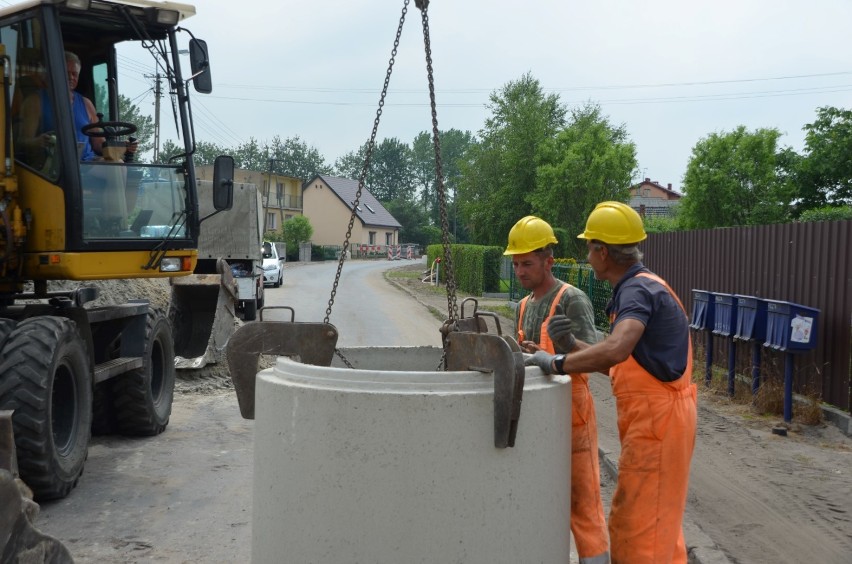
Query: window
369 231 376 245
365 203 375 213
385 232 393 245
266 212 277 231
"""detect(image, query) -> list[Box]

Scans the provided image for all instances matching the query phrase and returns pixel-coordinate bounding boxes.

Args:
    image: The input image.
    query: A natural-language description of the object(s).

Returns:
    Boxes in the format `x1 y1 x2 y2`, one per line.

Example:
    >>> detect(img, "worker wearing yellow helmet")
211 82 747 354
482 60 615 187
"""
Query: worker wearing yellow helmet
526 202 697 564
504 216 609 563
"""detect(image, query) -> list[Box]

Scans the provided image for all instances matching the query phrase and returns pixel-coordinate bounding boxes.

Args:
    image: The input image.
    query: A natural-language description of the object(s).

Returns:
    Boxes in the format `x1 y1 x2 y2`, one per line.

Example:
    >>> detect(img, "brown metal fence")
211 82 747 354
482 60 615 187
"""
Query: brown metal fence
641 220 852 412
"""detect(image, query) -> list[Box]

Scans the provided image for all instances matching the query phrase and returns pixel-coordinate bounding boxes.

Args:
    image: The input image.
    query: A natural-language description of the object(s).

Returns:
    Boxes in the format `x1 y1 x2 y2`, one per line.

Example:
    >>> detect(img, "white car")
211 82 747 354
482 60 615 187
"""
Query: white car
262 241 285 288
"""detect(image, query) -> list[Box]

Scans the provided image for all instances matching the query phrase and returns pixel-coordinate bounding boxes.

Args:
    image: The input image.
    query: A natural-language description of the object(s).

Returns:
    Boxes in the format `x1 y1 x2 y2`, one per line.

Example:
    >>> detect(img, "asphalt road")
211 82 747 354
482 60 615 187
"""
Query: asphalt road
35 258 449 563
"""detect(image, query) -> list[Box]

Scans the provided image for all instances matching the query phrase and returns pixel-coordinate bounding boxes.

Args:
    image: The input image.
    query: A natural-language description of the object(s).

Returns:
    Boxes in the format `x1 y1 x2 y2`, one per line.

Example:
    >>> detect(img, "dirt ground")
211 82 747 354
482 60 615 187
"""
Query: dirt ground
41 266 852 563
388 263 852 563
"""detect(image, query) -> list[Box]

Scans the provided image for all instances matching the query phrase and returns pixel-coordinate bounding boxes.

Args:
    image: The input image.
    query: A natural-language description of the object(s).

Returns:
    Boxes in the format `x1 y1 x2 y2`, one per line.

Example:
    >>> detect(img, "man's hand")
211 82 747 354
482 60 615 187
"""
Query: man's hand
548 314 577 353
524 350 559 375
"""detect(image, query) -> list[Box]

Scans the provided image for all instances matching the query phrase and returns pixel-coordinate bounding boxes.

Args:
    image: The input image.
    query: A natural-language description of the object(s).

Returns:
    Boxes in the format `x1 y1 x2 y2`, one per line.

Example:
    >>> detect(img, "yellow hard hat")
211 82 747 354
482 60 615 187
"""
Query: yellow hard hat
504 216 558 255
577 201 647 245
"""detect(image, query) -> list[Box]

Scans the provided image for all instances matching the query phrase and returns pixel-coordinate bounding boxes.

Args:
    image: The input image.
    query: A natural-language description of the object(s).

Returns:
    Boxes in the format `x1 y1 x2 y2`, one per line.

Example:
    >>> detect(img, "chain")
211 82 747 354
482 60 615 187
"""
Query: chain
421 4 458 370
324 0 410 326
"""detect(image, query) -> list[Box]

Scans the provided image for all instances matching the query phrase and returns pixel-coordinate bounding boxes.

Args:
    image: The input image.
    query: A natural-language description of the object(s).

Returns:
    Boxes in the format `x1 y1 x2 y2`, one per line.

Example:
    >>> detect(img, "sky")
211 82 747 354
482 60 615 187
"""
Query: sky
126 0 852 192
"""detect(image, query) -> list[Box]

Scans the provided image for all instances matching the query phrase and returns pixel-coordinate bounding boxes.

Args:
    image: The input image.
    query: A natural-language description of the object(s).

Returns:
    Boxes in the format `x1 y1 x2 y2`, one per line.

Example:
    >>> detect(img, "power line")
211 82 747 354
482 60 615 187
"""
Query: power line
214 70 852 95
203 83 852 108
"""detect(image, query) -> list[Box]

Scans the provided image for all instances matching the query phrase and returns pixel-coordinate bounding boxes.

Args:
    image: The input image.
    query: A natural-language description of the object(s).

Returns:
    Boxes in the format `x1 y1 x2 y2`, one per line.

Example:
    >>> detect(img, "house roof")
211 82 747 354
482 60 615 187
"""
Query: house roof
632 178 682 198
306 174 402 229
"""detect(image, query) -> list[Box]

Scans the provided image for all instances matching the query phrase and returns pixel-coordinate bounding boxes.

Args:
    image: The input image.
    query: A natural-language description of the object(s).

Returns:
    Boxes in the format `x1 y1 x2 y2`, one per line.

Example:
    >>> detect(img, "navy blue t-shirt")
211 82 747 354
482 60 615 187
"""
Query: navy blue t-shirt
605 263 689 382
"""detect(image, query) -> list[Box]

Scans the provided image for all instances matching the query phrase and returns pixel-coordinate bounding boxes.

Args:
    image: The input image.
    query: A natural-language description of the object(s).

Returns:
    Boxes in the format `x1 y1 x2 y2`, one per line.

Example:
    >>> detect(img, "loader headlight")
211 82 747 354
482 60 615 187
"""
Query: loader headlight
160 257 182 272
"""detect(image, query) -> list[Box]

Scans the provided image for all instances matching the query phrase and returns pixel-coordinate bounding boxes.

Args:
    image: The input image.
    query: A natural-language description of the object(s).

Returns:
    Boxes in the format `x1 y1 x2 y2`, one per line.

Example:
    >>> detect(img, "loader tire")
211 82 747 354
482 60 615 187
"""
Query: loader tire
0 318 16 348
111 309 175 436
0 317 92 501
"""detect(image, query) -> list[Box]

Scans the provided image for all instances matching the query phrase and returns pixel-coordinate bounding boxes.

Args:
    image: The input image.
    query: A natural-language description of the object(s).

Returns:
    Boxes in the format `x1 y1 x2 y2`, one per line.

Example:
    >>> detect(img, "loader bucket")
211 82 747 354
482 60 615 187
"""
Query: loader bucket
169 258 237 369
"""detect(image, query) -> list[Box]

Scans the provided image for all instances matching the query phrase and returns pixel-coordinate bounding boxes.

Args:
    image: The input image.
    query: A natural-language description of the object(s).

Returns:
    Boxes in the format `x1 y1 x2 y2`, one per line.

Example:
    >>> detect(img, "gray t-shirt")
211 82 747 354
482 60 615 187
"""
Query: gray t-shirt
515 281 597 347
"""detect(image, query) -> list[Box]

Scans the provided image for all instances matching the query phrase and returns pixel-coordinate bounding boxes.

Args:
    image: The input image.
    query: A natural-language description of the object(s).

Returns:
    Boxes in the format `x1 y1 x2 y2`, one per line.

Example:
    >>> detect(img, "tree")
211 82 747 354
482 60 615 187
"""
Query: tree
531 103 637 257
384 198 431 248
368 138 415 202
156 139 226 165
333 138 415 202
233 138 266 170
679 126 794 228
796 106 852 210
411 129 475 234
117 94 154 156
333 144 368 180
457 72 566 245
268 135 332 180
281 215 313 261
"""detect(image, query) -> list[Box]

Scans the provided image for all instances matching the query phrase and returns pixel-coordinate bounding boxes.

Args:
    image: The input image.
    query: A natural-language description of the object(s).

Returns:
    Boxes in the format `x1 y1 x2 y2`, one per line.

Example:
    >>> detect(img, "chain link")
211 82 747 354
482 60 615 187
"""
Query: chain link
421 5 459 369
322 0 457 370
324 0 410 326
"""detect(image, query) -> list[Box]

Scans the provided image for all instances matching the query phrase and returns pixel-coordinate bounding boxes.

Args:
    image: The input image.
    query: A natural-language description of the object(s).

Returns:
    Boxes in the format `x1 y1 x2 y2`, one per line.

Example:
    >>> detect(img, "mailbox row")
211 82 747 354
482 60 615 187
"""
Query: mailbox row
690 291 819 353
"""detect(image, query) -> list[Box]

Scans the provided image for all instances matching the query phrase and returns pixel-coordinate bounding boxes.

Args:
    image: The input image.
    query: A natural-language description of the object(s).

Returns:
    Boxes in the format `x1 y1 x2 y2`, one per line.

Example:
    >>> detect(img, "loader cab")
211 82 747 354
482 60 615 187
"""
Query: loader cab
0 0 232 284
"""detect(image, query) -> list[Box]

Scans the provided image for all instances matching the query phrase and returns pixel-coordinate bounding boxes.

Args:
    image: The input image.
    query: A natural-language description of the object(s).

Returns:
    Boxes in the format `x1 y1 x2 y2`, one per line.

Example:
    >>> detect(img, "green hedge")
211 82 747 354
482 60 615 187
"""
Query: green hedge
426 244 503 295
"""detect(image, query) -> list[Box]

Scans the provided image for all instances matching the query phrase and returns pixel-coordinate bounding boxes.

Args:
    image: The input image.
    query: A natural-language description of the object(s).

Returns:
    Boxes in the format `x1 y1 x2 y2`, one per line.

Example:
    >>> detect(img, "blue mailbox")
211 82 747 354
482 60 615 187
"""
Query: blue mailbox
690 290 716 386
689 290 715 331
712 293 737 338
762 299 821 423
712 293 738 396
733 295 768 343
764 300 820 353
733 295 768 396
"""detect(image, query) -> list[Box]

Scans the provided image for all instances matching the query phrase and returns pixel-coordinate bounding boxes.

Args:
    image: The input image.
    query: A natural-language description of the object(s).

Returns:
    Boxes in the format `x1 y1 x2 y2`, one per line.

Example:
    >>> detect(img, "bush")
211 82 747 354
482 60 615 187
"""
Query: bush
426 244 503 295
798 206 852 222
644 215 682 233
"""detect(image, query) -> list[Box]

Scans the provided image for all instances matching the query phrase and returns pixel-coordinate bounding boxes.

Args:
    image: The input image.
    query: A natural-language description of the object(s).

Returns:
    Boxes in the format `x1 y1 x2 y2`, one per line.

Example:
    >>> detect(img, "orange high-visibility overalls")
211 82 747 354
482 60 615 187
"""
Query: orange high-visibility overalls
608 272 697 564
519 286 609 563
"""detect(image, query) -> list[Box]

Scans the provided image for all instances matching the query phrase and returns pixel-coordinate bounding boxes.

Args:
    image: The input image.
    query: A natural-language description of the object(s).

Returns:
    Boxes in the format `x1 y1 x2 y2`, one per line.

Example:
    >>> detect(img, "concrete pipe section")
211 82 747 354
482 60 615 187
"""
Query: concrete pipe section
252 346 571 563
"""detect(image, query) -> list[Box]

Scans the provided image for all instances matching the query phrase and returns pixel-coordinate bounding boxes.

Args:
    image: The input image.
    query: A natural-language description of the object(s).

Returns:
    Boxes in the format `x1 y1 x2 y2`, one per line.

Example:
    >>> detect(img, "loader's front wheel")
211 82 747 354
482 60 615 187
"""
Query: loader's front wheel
111 309 175 436
0 318 16 348
0 317 92 501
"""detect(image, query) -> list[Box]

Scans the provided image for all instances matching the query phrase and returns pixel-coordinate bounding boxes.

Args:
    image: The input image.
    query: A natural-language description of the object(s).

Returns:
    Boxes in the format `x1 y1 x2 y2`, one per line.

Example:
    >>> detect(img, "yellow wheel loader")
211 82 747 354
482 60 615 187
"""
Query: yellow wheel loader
0 0 233 501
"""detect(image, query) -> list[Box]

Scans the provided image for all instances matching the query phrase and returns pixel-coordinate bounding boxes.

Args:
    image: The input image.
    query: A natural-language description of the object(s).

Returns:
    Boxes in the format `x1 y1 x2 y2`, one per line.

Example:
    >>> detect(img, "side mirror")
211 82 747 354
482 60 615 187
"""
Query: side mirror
212 155 234 211
189 38 212 94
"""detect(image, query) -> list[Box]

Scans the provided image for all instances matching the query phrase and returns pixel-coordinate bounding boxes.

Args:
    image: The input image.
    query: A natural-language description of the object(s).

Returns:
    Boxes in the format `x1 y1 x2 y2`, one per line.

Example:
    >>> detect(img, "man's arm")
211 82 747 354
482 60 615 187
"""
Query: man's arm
561 288 597 344
82 96 104 154
559 317 646 374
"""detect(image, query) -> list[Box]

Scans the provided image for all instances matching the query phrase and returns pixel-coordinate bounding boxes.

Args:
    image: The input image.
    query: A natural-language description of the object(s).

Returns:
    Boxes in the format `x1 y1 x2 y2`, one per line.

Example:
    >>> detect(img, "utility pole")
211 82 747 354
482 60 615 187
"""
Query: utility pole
153 73 161 161
144 72 163 161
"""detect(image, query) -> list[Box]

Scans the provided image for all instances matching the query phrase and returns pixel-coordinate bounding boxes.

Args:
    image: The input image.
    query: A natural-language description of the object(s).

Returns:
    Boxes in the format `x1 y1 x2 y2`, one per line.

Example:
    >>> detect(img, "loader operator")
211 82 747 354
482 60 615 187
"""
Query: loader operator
19 51 137 162
504 216 610 564
525 202 698 564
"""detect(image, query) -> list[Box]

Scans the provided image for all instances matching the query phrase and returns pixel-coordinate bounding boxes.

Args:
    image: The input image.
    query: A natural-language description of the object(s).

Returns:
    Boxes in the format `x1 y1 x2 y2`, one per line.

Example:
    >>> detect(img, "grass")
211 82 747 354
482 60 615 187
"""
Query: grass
692 340 824 425
386 269 421 280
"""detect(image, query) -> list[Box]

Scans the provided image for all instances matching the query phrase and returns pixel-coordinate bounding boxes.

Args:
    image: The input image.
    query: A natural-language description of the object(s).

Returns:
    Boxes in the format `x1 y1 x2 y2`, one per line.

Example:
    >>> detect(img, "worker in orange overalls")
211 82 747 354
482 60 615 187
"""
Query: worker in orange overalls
526 202 698 563
504 216 610 564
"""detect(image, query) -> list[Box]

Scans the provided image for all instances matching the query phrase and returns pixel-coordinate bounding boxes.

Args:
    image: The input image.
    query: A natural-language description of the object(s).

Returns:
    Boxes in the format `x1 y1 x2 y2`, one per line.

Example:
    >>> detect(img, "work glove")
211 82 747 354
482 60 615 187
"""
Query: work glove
548 309 577 353
524 350 559 375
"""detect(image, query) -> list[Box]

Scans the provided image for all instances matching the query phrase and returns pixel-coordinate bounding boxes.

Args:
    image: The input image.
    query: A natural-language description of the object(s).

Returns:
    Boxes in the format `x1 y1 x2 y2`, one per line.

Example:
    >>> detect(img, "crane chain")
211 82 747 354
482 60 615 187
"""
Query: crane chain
324 0 410 329
420 4 459 370
323 0 458 370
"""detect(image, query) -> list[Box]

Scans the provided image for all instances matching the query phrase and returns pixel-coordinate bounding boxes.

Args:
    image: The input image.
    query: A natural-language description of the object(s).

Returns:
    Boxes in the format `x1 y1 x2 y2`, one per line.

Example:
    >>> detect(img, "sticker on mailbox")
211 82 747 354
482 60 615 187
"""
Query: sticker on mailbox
790 315 813 344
